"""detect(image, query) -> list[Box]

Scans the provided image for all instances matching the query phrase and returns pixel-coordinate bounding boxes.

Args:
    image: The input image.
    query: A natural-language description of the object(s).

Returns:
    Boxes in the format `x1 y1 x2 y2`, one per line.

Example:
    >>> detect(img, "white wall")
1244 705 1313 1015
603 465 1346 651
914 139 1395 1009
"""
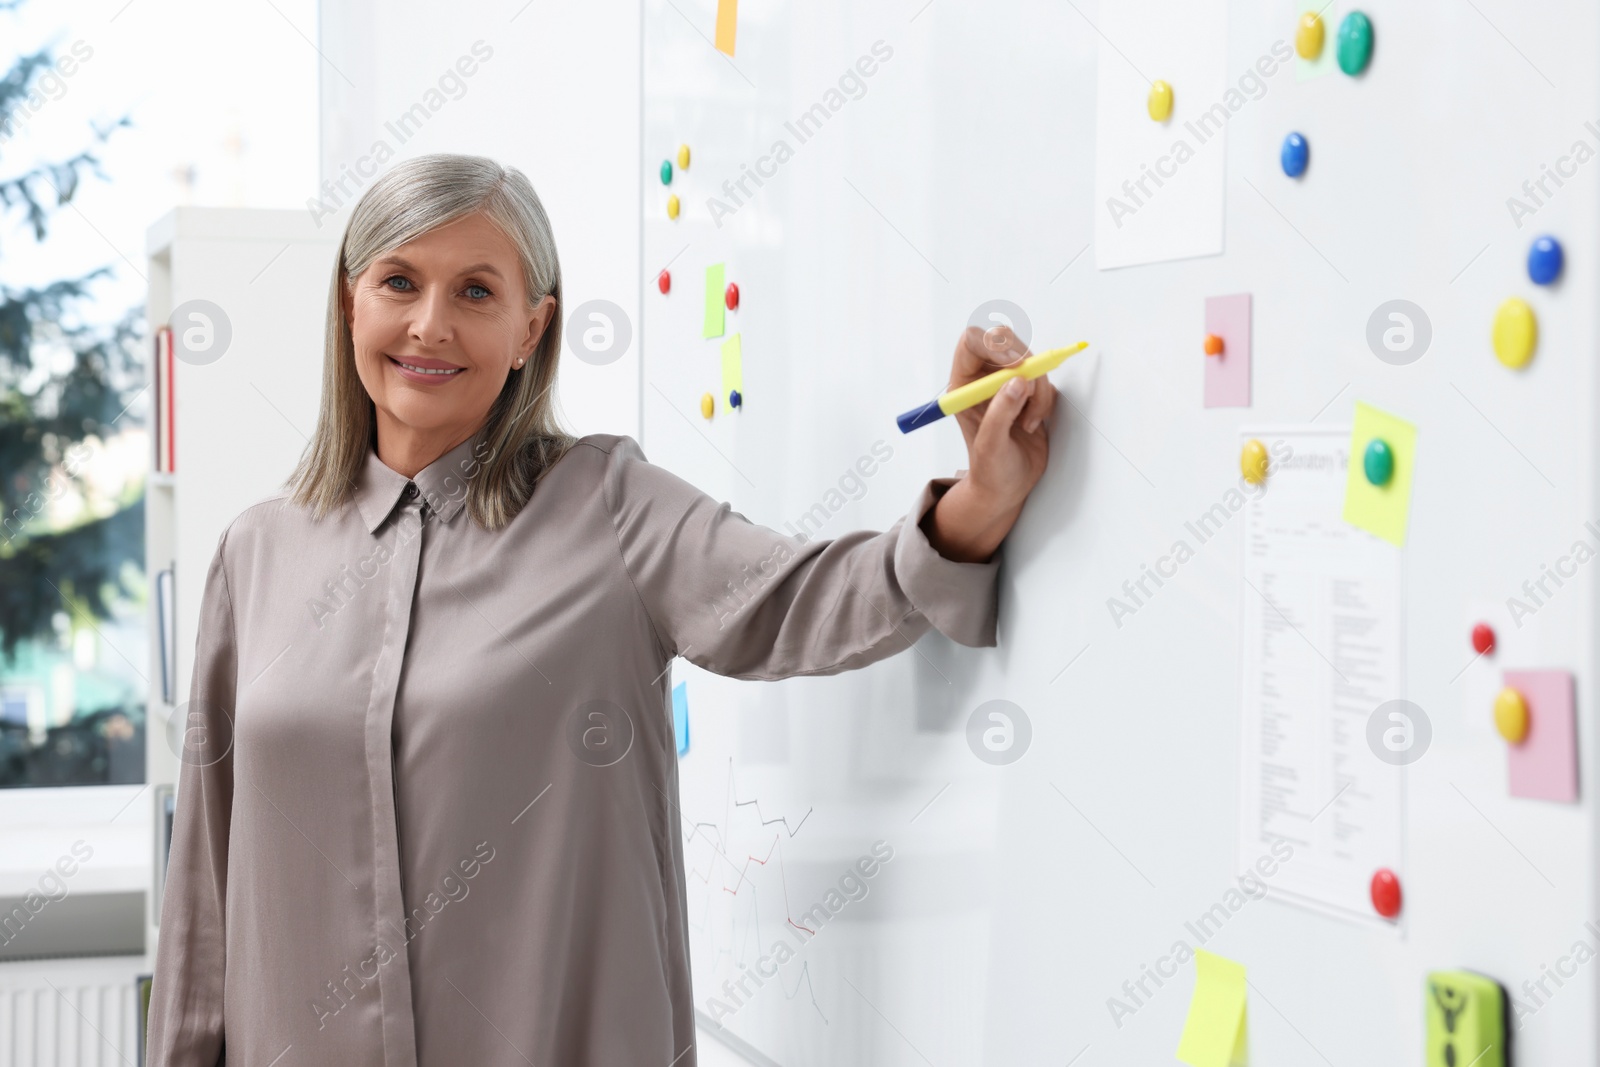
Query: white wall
317 0 642 440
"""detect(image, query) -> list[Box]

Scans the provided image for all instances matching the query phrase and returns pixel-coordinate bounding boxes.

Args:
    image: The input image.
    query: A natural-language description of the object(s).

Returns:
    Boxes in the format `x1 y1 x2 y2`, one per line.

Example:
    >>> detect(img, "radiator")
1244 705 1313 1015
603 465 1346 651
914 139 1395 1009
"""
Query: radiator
0 958 145 1067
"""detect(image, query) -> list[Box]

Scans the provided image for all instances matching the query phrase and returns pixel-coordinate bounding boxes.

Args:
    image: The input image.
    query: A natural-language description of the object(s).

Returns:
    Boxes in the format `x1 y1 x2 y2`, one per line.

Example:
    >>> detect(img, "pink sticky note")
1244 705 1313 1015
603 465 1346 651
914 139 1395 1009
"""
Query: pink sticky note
1203 293 1251 408
1505 669 1578 803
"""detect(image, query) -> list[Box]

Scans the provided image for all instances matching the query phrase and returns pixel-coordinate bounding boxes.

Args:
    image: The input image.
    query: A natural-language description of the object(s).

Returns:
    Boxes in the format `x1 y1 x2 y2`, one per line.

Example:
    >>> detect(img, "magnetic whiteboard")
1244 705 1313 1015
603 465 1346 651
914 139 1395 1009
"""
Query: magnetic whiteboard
642 1 1600 1062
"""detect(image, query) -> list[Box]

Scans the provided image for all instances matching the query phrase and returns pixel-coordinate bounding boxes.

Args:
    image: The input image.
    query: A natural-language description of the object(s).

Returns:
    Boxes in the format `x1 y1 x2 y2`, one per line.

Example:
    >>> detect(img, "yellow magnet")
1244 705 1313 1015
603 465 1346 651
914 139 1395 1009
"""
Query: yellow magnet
1296 12 1324 59
1492 297 1536 368
1147 80 1173 122
1240 439 1269 485
678 144 691 170
667 194 680 220
1494 686 1529 743
700 392 714 419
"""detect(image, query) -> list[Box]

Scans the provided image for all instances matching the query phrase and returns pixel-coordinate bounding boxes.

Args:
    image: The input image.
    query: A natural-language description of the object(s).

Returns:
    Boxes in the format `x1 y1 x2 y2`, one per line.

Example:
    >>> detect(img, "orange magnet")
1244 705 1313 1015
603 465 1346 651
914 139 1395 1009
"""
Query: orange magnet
1203 333 1224 356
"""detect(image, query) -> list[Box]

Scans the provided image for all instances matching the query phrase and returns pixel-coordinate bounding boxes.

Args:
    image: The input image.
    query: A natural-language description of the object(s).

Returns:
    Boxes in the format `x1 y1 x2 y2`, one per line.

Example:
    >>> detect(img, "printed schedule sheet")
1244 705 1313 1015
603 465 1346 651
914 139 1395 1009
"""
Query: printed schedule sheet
1237 427 1405 925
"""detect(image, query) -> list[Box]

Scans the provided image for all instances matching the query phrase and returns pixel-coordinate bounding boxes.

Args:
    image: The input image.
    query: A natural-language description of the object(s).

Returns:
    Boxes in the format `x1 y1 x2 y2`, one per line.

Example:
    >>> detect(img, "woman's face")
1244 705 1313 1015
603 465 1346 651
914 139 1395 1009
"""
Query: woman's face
344 210 554 444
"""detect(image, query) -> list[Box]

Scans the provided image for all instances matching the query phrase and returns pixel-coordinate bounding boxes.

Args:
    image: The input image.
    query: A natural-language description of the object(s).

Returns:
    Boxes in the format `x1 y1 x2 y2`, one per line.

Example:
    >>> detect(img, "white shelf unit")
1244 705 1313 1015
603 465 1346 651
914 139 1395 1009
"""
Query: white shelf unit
0 208 337 1067
143 206 339 961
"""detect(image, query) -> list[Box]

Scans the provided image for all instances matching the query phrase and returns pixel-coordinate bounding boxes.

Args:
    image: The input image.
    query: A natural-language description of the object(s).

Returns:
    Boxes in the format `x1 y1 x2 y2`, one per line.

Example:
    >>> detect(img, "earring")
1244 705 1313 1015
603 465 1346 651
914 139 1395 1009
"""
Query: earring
514 359 524 368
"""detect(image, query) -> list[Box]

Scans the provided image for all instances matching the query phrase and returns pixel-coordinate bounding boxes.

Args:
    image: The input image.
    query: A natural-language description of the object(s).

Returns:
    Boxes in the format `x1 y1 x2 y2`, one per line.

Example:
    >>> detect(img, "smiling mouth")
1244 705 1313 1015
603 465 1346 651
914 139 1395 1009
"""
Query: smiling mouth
387 355 465 377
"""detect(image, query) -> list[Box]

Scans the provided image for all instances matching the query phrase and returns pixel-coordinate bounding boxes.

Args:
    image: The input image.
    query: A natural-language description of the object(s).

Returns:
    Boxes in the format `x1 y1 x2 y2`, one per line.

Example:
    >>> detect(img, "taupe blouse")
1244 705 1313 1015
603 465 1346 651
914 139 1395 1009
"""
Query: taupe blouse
146 429 1000 1066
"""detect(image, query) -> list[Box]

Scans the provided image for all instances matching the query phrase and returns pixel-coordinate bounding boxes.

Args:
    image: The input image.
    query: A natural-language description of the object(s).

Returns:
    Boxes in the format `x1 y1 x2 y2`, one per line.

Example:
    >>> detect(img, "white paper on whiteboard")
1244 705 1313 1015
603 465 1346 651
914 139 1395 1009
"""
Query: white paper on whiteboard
1092 0 1229 269
1236 426 1405 930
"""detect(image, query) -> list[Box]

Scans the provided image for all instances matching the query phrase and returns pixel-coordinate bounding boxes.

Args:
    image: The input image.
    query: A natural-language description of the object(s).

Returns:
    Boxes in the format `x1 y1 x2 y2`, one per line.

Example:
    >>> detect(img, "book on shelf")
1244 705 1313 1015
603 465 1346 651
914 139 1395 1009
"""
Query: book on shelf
135 972 152 1065
153 325 175 473
156 564 176 704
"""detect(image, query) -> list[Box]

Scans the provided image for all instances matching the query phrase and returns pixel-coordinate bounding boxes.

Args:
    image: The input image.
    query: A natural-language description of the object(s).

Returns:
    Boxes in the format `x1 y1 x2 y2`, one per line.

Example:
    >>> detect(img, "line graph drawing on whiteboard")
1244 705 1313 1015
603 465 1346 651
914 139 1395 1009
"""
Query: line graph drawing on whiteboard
783 961 829 1025
727 757 814 838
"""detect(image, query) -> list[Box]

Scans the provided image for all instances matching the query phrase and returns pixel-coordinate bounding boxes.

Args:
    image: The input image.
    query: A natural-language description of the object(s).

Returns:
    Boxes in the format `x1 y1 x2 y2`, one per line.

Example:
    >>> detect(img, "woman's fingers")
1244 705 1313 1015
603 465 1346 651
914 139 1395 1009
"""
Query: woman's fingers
951 324 1030 388
975 376 1031 454
1018 376 1056 434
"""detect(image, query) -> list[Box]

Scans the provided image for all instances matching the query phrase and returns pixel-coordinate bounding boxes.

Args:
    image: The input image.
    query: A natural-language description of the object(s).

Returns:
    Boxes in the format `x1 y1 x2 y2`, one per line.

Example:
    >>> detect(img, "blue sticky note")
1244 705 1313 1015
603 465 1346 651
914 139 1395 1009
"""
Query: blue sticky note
672 682 690 757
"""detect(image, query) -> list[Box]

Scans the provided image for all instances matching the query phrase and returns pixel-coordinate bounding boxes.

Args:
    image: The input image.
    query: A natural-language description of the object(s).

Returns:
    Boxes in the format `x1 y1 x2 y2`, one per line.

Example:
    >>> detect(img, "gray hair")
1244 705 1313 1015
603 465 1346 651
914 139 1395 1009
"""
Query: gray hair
286 153 574 530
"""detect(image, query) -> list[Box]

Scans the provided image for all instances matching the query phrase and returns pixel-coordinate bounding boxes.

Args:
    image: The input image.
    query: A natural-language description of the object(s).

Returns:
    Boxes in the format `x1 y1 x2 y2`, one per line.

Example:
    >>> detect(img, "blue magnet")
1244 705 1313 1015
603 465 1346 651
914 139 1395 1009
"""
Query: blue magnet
1281 132 1309 178
729 389 742 410
1528 235 1563 285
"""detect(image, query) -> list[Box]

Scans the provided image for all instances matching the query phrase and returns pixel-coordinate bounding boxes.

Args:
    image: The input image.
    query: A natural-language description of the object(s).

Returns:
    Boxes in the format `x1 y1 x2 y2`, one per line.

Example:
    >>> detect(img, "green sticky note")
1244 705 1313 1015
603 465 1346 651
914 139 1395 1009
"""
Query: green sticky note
1343 401 1417 546
720 333 742 412
1176 949 1248 1067
1425 971 1505 1067
703 263 726 338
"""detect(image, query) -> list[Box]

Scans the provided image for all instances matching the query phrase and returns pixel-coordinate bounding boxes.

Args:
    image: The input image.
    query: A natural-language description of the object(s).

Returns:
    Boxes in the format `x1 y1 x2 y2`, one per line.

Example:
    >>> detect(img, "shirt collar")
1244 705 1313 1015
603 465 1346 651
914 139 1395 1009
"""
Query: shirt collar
354 427 489 534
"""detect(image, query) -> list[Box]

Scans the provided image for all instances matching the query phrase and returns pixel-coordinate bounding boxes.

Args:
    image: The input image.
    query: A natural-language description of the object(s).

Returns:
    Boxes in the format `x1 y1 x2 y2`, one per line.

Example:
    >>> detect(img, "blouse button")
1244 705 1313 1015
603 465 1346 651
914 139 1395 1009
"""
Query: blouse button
403 482 418 498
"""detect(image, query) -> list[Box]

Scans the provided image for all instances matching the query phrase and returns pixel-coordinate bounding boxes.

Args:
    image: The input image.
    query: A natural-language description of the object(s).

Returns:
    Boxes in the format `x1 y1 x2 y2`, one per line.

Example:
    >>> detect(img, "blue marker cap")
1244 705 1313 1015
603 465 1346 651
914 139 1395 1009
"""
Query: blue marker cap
896 399 946 434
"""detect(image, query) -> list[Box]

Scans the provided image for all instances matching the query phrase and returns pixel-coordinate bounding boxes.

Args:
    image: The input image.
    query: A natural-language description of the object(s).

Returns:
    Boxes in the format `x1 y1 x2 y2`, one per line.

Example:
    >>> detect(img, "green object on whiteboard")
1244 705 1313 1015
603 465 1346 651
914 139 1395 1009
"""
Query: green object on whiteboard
1425 970 1505 1067
1336 10 1373 75
703 264 725 338
1176 949 1248 1067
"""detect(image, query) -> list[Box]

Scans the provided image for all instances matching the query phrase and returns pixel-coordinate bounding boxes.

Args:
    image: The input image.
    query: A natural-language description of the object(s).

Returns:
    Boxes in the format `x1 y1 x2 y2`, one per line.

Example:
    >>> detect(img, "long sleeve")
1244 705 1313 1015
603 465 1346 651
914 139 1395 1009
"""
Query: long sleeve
601 435 1000 680
147 529 238 1066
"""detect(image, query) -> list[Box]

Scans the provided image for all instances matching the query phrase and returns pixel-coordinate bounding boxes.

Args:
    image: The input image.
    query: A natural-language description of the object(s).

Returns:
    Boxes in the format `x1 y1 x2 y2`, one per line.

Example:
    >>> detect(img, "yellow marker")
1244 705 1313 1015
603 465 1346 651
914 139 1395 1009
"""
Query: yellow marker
700 392 714 419
1148 80 1174 122
1240 439 1269 485
678 144 691 170
667 194 680 220
1492 297 1536 368
1296 12 1325 59
1495 687 1529 743
895 343 1088 432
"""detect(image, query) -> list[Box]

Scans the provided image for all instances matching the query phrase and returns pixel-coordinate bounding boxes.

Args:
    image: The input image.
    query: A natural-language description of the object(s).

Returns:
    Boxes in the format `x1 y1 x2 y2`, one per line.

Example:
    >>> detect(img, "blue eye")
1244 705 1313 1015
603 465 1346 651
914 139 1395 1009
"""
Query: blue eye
383 275 412 291
465 284 492 300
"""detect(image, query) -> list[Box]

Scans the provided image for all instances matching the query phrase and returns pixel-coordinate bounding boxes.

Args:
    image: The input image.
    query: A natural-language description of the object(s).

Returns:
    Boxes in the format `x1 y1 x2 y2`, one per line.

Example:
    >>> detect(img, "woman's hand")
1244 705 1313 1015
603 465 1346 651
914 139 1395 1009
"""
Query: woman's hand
920 325 1059 563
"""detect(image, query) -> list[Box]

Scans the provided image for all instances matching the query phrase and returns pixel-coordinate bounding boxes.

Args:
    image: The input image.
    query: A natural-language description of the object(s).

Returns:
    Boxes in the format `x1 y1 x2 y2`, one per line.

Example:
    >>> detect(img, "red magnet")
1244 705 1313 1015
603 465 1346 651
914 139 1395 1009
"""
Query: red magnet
1471 623 1496 656
1203 333 1224 356
725 282 740 310
1370 868 1402 919
657 270 671 294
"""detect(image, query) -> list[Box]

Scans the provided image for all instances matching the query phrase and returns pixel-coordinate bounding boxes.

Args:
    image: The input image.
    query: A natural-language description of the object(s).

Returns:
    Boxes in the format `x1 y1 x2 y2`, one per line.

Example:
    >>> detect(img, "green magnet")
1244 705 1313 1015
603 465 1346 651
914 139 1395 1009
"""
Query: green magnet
1364 438 1394 486
660 160 673 185
1337 11 1373 76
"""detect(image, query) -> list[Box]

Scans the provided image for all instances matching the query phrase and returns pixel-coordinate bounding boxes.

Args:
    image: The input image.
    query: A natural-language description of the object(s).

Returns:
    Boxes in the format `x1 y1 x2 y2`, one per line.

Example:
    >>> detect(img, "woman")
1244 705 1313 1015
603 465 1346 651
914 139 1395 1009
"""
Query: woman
146 153 1058 1066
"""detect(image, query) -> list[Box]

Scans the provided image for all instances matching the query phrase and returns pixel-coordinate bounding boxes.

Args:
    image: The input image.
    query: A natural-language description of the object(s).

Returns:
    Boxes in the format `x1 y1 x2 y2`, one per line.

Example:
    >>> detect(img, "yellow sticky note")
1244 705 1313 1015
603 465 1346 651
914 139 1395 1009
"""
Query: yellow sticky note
1177 949 1248 1067
704 264 726 338
721 333 742 413
714 0 738 56
1342 401 1417 547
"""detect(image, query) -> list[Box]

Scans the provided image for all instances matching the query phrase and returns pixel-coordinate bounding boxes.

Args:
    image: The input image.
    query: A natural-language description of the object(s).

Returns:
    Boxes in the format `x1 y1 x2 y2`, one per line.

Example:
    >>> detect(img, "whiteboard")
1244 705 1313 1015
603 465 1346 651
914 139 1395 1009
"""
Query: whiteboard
642 1 1599 1063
